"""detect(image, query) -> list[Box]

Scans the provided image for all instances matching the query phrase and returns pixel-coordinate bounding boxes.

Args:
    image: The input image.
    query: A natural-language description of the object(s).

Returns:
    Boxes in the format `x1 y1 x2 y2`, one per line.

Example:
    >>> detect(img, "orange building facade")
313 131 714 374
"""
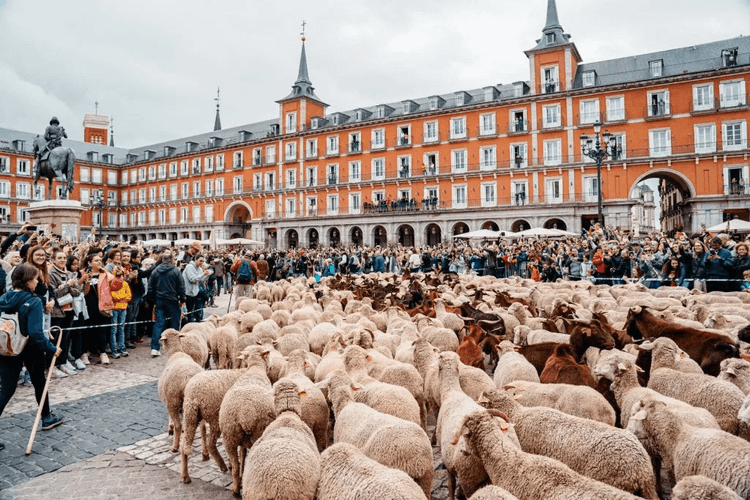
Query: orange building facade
0 0 748 246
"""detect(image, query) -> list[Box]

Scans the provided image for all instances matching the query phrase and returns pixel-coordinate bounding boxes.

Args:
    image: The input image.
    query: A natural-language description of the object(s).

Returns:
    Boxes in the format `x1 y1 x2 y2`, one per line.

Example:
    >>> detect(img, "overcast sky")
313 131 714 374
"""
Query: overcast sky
1 0 749 150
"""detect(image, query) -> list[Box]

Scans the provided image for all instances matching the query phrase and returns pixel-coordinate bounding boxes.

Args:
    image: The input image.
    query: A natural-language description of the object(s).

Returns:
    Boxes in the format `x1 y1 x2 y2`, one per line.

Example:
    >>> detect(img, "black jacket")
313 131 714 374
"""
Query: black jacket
147 262 185 304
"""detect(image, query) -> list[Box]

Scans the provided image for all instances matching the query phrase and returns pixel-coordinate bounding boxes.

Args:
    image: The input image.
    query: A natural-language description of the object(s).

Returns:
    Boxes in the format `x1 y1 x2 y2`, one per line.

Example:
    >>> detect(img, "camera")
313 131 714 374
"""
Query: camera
27 225 38 232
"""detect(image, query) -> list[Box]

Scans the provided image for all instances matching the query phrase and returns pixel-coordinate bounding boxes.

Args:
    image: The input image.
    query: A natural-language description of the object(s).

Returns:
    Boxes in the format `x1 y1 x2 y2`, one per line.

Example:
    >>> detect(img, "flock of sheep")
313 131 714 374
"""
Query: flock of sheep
156 273 750 500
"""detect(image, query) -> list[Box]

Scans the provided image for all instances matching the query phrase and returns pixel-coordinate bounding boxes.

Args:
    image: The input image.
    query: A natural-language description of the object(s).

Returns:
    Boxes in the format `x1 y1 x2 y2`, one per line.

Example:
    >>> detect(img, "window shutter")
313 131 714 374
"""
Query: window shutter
741 81 747 105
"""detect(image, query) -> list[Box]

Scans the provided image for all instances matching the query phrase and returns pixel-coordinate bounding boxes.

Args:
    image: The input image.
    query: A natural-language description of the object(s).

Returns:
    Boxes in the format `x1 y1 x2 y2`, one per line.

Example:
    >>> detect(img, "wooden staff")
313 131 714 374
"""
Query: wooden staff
26 325 63 455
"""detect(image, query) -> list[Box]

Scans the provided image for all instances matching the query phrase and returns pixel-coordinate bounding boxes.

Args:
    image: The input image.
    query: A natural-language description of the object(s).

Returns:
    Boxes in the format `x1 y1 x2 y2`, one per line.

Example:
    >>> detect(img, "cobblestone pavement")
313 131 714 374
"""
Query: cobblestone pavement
0 293 451 499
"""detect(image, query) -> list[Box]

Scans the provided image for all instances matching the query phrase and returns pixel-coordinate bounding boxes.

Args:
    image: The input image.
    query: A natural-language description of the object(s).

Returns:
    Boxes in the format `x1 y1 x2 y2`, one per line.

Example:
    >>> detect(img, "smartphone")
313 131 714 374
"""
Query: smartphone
86 266 92 273
27 225 38 231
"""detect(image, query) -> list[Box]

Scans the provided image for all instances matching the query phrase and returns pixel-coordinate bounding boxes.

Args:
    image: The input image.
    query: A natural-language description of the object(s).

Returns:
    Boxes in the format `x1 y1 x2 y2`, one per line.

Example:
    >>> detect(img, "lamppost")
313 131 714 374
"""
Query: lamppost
93 190 105 231
580 121 617 226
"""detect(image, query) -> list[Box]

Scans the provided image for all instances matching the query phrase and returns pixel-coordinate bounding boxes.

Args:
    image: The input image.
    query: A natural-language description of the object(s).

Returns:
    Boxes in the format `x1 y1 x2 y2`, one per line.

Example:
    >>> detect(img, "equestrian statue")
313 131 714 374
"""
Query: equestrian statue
32 117 76 200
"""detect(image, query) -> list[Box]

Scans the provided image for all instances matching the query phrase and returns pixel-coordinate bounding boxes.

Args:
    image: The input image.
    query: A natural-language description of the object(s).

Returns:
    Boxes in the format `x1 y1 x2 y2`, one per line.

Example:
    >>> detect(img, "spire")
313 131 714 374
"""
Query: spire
296 39 311 85
277 22 326 105
109 117 114 147
213 87 222 131
529 0 571 51
544 0 562 31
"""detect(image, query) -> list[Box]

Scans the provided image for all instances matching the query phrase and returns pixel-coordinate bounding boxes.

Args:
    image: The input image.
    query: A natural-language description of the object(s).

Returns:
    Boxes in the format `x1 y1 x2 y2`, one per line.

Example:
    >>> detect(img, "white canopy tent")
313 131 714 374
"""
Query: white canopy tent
508 227 577 238
707 219 750 233
452 229 514 239
216 238 265 246
142 238 171 247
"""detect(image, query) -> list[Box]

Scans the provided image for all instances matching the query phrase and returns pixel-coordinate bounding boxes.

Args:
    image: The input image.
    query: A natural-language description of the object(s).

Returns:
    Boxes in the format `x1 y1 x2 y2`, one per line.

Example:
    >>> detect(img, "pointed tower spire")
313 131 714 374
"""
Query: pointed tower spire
544 0 562 31
109 117 114 147
214 87 222 131
278 22 325 104
530 0 571 50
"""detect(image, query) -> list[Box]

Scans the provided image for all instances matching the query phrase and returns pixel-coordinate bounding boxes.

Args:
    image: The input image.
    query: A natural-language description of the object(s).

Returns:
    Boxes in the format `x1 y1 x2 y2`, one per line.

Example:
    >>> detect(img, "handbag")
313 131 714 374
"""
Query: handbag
57 293 74 306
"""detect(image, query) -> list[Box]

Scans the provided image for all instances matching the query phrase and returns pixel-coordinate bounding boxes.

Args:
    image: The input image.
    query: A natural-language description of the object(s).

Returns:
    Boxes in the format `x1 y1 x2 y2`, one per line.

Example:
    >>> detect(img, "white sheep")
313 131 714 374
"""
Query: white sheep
157 352 203 452
627 398 750 499
241 378 320 500
468 486 519 500
317 443 427 500
218 345 276 496
160 328 210 368
671 475 743 500
718 358 750 395
492 341 540 388
209 325 238 369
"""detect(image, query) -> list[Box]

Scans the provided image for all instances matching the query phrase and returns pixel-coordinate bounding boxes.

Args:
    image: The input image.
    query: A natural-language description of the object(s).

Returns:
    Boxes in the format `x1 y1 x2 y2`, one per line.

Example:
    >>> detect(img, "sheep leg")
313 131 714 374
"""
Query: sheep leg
180 450 191 484
206 425 228 472
200 422 208 460
224 438 241 497
416 470 432 500
169 405 181 452
419 401 428 433
447 470 457 500
179 405 200 484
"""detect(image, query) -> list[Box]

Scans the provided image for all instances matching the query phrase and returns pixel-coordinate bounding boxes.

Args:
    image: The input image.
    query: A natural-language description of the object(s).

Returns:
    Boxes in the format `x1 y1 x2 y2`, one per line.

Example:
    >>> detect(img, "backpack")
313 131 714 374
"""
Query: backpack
0 306 28 357
237 259 253 282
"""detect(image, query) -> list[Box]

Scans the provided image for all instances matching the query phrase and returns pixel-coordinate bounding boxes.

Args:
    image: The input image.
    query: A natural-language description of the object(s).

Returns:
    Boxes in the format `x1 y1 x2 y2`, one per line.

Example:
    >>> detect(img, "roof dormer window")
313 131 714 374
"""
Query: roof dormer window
546 33 556 44
582 71 596 88
722 48 738 68
649 60 663 78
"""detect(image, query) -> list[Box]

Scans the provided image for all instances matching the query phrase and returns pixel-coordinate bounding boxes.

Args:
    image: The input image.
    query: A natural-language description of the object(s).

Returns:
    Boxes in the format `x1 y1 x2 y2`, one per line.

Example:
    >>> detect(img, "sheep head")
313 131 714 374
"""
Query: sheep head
236 345 273 371
450 409 516 453
273 378 305 417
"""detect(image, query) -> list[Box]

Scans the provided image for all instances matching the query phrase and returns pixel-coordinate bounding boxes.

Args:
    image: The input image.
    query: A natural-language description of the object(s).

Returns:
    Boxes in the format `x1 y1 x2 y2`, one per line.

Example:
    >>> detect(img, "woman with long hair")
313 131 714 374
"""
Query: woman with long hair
49 249 85 376
82 252 113 364
26 245 60 376
691 239 709 291
66 255 89 366
0 263 65 450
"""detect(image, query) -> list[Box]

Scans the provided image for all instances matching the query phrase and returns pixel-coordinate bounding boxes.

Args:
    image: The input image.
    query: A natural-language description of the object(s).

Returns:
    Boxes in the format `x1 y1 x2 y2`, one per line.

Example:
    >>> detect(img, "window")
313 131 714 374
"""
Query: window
138 188 146 204
722 48 739 67
157 164 166 179
149 187 156 202
349 133 361 152
606 96 625 122
349 193 360 214
480 113 496 135
307 196 317 216
147 210 155 226
451 149 467 173
423 153 438 175
398 156 411 178
205 157 213 172
192 181 200 198
649 60 663 78
481 182 496 207
610 133 626 160
216 179 225 195
694 124 717 153
266 146 276 163
285 112 297 134
181 183 188 200
130 189 136 204
32 183 44 201
372 158 385 180
306 139 317 158
543 139 562 166
180 208 187 224
693 84 714 111
170 184 177 201
108 170 118 185
542 66 558 93
265 172 275 190
327 164 338 185
180 161 189 175
724 166 748 195
286 169 296 188
583 176 599 203
156 209 166 225
150 165 157 179
234 151 244 168
120 170 128 186
582 71 596 88
722 121 746 151
16 159 29 175
306 167 317 187
119 213 127 227
511 143 528 168
130 212 137 227
452 185 467 208
398 126 410 146
159 185 166 201
349 161 361 182
192 206 200 223
16 182 29 199
92 211 101 227
327 194 338 215
286 198 296 217
169 208 177 224
80 167 90 182
429 97 440 110
80 188 90 205
545 178 563 204
169 162 177 177
648 90 670 117
234 176 244 194
424 187 438 207
546 33 555 44
327 136 339 155
450 117 466 139
424 121 438 142
372 129 385 149
121 191 128 206
510 109 527 132
216 155 224 170
543 104 561 128
579 100 599 124
205 180 213 197
649 129 671 157
720 80 747 108
285 142 297 160
480 146 496 170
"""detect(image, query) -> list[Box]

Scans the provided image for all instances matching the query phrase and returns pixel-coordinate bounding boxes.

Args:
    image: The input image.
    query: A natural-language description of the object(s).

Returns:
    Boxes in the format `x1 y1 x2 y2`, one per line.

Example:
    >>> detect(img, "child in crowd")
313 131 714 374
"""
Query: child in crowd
742 269 750 292
109 265 132 358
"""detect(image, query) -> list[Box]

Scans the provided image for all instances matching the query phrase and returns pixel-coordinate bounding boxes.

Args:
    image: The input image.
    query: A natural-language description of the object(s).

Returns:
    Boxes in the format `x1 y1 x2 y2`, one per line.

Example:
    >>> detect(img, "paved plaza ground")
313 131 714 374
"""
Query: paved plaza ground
0 292 450 500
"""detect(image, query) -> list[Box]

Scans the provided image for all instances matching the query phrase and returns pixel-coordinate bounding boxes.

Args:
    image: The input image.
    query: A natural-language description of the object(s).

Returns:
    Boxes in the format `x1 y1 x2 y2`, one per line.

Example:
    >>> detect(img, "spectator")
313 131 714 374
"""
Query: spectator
732 242 750 292
109 265 132 359
230 252 255 306
147 250 185 357
704 236 734 292
49 249 84 376
182 255 208 324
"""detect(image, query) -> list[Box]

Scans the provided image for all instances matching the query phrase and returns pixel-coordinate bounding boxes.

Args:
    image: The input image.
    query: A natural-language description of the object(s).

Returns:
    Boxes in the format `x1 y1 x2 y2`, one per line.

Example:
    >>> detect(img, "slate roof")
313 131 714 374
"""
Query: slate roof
0 126 128 161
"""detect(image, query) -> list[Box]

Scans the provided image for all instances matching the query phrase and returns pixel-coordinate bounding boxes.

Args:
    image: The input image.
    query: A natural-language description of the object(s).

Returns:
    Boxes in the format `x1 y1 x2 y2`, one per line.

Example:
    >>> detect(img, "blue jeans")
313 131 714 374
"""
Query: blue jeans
152 300 182 351
126 297 143 340
110 309 127 354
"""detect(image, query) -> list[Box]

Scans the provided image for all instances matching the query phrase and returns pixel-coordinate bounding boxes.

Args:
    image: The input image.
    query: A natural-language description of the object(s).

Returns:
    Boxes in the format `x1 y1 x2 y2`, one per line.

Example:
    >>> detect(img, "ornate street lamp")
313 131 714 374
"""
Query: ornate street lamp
580 121 617 226
93 190 105 229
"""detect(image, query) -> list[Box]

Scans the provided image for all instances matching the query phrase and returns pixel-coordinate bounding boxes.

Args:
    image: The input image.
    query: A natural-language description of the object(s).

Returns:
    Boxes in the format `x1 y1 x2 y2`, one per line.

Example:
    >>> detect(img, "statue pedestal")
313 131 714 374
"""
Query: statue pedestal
27 200 86 242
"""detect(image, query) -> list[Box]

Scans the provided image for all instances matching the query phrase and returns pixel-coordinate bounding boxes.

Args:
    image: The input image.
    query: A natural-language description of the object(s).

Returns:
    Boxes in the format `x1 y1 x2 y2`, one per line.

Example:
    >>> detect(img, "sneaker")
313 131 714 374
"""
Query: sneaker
120 351 129 357
125 342 135 349
112 352 121 359
23 370 31 386
80 353 90 365
59 365 77 376
51 367 69 379
63 362 78 373
151 349 161 357
18 367 27 386
74 359 86 371
135 338 145 343
41 413 64 431
100 353 110 365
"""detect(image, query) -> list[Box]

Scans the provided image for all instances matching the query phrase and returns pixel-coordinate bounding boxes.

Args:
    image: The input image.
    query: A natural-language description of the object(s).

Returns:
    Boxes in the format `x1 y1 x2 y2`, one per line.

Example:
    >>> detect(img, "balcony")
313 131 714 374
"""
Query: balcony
305 149 318 159
542 82 560 94
691 98 716 114
725 182 749 196
369 138 387 150
644 102 671 121
576 112 601 127
719 93 748 110
539 117 563 131
327 175 338 185
604 109 627 124
398 166 411 178
507 121 529 135
348 141 361 153
394 136 412 148
477 125 497 137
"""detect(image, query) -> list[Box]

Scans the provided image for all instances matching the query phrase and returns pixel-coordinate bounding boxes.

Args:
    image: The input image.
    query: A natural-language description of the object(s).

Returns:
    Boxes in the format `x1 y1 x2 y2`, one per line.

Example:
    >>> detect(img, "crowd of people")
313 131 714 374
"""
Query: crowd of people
1 221 749 450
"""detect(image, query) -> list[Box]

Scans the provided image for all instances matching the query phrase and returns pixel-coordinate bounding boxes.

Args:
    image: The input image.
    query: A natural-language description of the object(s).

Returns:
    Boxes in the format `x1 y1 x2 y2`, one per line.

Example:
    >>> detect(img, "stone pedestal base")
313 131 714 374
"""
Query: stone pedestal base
27 200 86 242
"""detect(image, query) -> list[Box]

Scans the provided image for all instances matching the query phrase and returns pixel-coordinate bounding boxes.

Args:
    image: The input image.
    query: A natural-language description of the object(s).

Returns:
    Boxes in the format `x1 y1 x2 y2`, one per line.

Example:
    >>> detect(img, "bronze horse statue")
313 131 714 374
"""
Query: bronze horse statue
32 135 75 200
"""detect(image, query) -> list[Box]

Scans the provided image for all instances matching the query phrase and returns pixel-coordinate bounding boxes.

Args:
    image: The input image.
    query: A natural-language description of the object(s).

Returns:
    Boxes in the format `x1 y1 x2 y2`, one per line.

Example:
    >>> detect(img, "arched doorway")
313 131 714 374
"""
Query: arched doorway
511 220 530 232
328 227 341 247
481 221 499 231
452 222 470 236
350 226 363 246
425 223 441 246
286 229 299 249
373 225 387 247
307 228 319 248
630 169 695 236
543 218 567 231
398 224 415 247
224 201 252 224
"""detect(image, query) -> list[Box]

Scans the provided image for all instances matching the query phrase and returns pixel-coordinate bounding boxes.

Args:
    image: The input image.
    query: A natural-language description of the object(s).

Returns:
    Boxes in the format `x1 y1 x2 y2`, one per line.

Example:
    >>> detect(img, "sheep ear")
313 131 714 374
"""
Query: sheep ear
637 341 655 351
477 393 489 406
261 349 271 359
513 346 521 352
615 362 629 375
630 409 647 421
350 383 362 392
503 384 516 391
724 367 737 377
634 365 645 373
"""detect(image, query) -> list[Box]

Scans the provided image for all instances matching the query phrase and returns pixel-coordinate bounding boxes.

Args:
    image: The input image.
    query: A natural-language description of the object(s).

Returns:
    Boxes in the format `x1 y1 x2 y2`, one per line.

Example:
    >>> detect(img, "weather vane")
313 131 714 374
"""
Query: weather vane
301 20 306 40
95 100 99 115
215 86 220 110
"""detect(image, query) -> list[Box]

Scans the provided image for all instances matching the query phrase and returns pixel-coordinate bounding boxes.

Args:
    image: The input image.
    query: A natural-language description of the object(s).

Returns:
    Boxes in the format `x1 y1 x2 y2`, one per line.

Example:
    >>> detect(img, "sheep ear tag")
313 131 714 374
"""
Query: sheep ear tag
303 362 308 369
299 391 307 397
365 355 372 362
497 419 510 433
679 352 687 359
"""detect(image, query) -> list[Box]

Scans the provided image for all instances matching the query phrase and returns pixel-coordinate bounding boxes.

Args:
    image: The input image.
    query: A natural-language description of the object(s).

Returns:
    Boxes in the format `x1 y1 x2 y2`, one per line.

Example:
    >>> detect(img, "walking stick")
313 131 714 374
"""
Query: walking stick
26 325 64 455
226 285 234 314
